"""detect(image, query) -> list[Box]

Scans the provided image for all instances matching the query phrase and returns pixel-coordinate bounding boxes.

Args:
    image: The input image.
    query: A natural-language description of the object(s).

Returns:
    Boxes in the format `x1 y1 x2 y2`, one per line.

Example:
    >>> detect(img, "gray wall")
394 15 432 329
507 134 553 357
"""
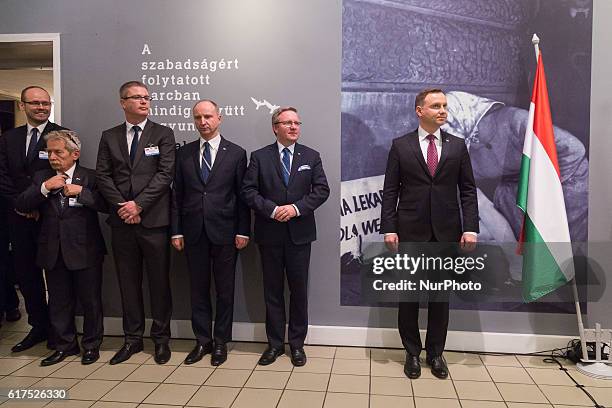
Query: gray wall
1 0 609 338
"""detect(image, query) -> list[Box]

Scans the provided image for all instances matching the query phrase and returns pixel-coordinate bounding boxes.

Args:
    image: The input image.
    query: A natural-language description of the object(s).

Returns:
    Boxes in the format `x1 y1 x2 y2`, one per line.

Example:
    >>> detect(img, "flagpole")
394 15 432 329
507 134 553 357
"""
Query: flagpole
531 32 588 361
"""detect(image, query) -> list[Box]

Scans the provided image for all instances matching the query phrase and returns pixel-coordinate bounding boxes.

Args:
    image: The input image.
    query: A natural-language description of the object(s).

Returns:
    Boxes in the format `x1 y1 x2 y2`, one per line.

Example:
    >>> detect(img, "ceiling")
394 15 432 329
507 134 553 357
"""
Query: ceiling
0 41 54 100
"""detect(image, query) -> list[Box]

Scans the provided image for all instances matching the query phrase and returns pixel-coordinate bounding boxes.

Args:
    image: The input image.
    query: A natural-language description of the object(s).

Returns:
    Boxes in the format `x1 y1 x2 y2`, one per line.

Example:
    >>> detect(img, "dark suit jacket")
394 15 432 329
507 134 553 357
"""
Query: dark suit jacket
241 142 329 245
96 120 175 228
171 136 251 245
0 122 67 208
380 129 479 242
15 166 107 270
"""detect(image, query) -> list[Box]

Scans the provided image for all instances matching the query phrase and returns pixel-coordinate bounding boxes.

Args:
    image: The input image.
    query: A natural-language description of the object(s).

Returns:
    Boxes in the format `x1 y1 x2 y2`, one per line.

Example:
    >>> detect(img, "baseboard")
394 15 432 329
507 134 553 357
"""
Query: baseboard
78 317 575 354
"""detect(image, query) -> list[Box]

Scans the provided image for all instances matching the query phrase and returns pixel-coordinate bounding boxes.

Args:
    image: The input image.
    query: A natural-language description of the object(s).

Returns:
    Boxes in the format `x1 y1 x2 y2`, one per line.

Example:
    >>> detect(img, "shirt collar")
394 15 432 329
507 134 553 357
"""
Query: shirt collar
126 118 147 132
200 133 221 151
418 126 441 141
277 141 295 155
27 121 48 135
59 163 77 179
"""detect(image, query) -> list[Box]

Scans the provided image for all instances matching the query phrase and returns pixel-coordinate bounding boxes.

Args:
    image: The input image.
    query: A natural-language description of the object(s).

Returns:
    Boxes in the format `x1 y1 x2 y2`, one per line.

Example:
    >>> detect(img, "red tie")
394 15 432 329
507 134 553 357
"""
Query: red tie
426 134 438 176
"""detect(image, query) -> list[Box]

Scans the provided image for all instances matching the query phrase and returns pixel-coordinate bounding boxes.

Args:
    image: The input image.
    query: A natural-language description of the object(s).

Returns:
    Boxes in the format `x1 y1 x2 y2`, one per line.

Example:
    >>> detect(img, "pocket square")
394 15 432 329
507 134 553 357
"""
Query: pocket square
298 165 311 171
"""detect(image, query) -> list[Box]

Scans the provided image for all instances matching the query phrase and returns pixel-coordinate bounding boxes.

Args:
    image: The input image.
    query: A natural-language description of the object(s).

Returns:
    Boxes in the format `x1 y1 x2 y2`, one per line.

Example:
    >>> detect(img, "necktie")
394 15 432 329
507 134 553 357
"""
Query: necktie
281 148 291 186
201 142 211 182
27 128 39 160
426 134 438 176
130 125 140 164
58 173 67 214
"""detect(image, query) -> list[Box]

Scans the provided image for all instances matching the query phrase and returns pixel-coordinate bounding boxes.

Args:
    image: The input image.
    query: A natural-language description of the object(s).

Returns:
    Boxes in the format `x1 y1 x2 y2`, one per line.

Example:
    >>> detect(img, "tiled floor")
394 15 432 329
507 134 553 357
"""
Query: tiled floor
1 316 610 407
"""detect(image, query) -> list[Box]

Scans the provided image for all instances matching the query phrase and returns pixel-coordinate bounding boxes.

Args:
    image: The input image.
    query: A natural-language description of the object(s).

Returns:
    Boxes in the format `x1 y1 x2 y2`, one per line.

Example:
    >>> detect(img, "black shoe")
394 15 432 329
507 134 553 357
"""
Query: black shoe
109 342 143 365
290 347 307 367
11 330 47 353
404 355 421 379
41 348 80 366
184 342 213 365
211 343 228 366
82 348 100 365
426 355 448 379
154 343 171 364
5 308 21 322
258 346 285 365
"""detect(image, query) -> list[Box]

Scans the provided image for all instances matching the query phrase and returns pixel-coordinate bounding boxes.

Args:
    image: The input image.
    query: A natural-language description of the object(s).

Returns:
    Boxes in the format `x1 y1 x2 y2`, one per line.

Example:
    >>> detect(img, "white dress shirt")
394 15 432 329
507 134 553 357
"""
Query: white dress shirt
25 122 48 156
200 133 221 168
126 119 148 154
270 142 300 218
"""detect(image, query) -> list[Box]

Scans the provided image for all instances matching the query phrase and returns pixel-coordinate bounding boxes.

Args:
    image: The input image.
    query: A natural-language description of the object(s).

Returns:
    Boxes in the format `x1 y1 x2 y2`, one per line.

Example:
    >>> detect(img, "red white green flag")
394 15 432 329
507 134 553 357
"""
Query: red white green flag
516 50 575 302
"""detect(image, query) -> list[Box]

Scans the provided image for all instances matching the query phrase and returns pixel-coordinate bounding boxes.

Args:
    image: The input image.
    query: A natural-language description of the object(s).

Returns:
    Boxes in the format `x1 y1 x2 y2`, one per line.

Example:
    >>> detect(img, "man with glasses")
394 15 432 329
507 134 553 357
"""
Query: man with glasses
0 86 66 352
96 81 175 365
242 107 329 367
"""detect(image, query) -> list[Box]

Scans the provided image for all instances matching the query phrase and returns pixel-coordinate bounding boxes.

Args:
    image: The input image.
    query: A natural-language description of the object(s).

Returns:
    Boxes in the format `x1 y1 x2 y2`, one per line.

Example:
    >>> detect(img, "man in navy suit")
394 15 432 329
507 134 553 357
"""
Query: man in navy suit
171 99 250 366
380 88 479 379
0 86 66 352
242 107 329 367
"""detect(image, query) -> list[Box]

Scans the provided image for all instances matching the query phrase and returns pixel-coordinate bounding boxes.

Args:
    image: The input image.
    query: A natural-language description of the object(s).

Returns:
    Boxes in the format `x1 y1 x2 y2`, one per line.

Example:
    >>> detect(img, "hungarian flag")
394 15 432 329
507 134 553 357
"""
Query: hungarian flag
516 50 575 302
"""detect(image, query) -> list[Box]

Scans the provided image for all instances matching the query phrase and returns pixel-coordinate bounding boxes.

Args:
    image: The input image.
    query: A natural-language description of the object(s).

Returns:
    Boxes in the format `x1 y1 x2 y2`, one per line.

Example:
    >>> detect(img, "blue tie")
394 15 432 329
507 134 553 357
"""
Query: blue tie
201 142 211 183
130 125 140 164
27 128 38 160
281 148 291 186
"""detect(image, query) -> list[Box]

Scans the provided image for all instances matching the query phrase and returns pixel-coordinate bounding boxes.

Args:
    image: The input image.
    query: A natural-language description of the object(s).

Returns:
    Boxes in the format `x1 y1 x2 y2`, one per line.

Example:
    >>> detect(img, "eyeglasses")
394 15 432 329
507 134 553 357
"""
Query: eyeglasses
122 95 152 102
274 121 302 127
23 101 52 107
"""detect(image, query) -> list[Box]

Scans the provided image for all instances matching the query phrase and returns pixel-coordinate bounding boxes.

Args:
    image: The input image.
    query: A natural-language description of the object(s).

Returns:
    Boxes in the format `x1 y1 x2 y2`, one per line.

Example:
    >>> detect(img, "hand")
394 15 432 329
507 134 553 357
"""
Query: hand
117 200 142 220
14 209 40 221
384 233 399 253
63 184 82 197
44 174 68 191
235 236 249 250
460 233 477 252
124 214 141 224
172 237 184 251
274 205 297 222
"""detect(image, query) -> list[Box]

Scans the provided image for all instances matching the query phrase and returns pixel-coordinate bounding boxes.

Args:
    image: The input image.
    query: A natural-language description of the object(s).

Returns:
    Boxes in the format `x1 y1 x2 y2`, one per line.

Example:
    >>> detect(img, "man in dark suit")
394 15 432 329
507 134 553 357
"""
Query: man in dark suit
16 130 106 366
242 107 329 367
96 81 175 365
171 99 250 366
381 88 479 379
1 194 21 328
0 86 66 351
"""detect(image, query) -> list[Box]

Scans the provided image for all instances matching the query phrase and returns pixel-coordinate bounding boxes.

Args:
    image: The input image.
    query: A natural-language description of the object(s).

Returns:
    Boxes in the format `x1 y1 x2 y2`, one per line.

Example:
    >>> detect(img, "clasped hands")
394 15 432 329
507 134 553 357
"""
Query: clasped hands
274 204 297 222
384 232 477 252
44 173 83 197
117 200 142 224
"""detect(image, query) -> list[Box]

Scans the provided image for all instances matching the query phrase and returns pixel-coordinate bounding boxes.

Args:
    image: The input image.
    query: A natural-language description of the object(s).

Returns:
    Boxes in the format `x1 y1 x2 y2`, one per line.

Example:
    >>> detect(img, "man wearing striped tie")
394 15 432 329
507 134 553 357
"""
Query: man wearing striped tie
242 107 329 367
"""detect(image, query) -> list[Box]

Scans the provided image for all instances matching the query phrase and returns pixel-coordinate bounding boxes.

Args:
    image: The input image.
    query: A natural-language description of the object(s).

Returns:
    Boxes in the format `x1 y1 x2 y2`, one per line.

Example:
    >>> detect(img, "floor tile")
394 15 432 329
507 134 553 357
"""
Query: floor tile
49 362 104 379
46 400 94 408
99 381 158 403
10 359 68 377
164 366 214 385
277 390 325 408
292 357 333 374
327 374 369 394
331 358 369 375
370 375 412 396
497 383 549 403
218 353 259 370
370 359 405 377
453 380 503 401
142 383 198 405
204 368 251 387
444 351 483 365
517 355 573 369
447 364 491 381
0 375 39 388
569 370 612 387
124 364 175 382
303 345 336 359
86 364 139 381
90 402 138 407
370 348 405 362
480 354 522 367
0 401 51 408
487 365 534 384
323 392 368 408
506 404 554 408
414 397 461 408
460 400 507 408
370 394 414 408
333 347 370 360
254 355 294 372
34 376 79 389
231 387 282 408
244 370 290 389
526 368 575 386
4 344 50 360
539 384 593 405
286 372 330 391
412 378 457 398
68 379 120 400
228 342 268 356
186 385 240 407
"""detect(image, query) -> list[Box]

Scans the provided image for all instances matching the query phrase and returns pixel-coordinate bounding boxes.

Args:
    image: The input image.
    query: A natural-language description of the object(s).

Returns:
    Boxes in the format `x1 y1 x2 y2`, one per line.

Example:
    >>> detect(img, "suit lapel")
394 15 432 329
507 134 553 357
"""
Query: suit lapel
270 143 285 184
16 127 28 166
132 121 153 167
408 133 431 178
287 143 303 186
434 131 451 178
116 123 130 166
191 141 206 185
207 136 229 183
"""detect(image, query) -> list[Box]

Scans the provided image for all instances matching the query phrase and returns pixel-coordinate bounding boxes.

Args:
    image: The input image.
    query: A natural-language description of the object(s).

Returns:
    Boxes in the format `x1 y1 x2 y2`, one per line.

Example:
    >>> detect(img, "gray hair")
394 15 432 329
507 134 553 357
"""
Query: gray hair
271 106 298 126
44 130 81 152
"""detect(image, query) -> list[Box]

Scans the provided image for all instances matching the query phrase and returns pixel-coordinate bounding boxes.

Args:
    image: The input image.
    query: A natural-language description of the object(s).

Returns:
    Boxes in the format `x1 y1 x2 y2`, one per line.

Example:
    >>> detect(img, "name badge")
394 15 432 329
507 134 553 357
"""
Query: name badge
144 146 160 156
39 151 49 160
68 197 83 207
